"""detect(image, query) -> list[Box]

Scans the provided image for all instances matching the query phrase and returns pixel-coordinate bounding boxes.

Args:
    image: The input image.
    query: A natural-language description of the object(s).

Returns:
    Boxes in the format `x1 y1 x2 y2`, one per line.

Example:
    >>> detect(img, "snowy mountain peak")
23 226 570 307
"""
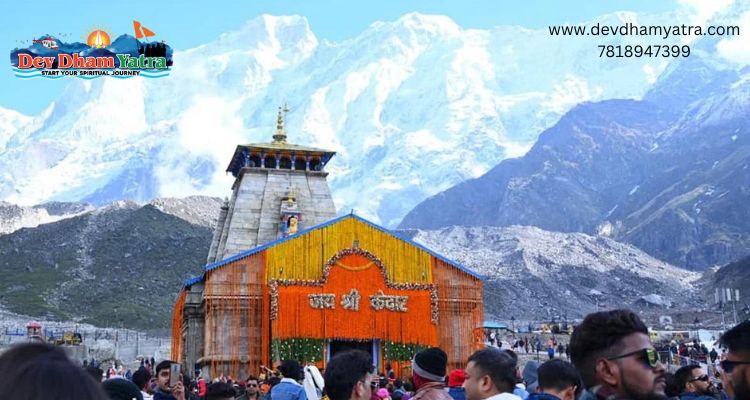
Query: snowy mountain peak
391 12 461 36
240 14 318 60
2 11 740 225
591 10 640 25
0 107 31 152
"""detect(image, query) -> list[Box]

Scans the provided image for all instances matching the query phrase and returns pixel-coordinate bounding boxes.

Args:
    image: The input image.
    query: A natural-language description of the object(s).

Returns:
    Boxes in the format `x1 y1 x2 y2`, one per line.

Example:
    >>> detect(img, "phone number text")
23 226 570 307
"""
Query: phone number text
598 45 690 57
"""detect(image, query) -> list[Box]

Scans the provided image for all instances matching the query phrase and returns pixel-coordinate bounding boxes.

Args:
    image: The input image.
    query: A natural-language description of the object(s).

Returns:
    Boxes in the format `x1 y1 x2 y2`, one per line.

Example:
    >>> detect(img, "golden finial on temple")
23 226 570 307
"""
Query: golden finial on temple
285 186 297 205
273 103 289 143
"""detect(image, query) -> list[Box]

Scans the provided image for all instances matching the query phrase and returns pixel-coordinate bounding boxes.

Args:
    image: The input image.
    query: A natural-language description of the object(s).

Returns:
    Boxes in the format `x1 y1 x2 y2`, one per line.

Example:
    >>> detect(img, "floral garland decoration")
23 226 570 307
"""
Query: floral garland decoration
269 248 440 324
383 341 428 361
322 248 435 290
430 285 439 324
272 338 324 363
269 281 279 320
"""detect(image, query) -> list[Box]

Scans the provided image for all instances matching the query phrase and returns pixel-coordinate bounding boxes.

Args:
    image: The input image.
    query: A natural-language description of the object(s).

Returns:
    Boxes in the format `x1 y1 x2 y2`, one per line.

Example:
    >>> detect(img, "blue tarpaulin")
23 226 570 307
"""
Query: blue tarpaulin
484 320 510 330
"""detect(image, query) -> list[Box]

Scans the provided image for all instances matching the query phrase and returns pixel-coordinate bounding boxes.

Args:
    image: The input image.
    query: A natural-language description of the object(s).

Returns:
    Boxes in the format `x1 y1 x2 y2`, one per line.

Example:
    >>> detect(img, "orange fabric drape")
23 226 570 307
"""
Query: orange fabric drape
203 252 267 379
433 258 484 370
171 289 187 362
273 254 438 345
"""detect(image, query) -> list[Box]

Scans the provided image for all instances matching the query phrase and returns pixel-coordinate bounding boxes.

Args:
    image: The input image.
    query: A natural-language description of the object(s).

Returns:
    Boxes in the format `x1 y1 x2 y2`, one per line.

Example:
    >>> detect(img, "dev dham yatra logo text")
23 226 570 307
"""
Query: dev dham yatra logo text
11 21 172 79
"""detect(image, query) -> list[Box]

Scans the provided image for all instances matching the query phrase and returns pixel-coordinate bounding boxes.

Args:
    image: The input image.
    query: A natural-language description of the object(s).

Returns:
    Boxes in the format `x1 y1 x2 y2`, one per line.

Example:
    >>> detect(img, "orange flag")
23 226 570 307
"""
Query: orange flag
133 20 156 39
133 20 143 39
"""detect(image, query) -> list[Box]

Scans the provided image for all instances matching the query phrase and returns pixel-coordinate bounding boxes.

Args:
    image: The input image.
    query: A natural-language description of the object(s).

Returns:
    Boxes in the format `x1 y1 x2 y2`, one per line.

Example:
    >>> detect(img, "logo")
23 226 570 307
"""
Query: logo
11 21 172 79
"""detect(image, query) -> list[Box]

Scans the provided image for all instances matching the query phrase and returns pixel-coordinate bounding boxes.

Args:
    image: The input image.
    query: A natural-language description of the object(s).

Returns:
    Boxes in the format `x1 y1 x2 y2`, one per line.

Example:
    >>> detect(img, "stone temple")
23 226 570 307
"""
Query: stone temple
208 106 337 262
172 108 484 379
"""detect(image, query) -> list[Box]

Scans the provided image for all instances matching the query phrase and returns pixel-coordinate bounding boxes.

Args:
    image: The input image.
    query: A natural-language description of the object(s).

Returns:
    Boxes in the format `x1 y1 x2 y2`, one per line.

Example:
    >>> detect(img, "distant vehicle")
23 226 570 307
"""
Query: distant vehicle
26 321 45 342
53 331 82 346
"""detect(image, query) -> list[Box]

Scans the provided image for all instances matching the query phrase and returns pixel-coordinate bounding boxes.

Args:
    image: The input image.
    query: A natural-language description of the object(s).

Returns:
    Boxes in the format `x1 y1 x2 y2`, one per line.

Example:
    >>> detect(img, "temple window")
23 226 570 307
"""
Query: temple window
279 156 292 169
263 154 276 169
294 156 306 171
309 158 322 171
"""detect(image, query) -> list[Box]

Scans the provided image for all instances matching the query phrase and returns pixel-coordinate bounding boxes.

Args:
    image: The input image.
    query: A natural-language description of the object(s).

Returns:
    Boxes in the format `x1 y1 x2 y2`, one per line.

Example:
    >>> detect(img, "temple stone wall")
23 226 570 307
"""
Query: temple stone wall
183 106 340 377
214 168 336 260
183 282 205 375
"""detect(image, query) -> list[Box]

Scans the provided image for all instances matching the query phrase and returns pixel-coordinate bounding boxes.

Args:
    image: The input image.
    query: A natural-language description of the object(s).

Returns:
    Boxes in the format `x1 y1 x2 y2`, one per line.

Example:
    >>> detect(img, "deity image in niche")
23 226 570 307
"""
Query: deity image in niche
287 215 299 235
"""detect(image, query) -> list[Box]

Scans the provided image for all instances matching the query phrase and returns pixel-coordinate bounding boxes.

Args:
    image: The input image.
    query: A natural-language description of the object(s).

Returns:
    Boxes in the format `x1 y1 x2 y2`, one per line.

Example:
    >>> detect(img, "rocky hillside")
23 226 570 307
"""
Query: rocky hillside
703 256 750 319
1 194 710 330
0 196 221 331
405 225 701 321
0 201 93 234
400 48 750 270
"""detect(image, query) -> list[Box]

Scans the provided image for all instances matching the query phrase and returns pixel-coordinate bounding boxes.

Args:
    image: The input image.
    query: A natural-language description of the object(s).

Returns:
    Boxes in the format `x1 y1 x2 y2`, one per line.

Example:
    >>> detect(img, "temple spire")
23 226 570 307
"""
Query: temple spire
272 104 289 143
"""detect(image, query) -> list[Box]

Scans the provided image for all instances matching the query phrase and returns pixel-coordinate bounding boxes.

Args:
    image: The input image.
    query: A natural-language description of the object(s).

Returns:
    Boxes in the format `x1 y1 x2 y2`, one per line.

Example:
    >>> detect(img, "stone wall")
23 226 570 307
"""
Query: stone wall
214 168 337 260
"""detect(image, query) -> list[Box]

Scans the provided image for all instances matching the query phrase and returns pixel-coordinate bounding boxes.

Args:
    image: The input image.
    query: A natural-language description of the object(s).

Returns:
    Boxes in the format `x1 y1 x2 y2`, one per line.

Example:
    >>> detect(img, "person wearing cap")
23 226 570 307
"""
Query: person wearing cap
448 369 467 400
411 347 453 400
462 348 521 400
103 378 145 400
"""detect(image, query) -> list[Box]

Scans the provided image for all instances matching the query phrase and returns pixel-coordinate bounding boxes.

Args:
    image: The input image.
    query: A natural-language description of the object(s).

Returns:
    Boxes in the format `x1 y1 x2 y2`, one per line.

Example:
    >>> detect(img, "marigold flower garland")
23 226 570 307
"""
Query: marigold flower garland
268 248 439 324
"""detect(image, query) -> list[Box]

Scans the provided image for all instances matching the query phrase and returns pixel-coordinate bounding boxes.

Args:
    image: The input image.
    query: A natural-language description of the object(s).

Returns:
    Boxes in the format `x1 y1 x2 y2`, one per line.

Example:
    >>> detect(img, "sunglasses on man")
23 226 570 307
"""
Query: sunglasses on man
606 348 660 369
688 374 709 383
359 379 378 389
720 360 750 374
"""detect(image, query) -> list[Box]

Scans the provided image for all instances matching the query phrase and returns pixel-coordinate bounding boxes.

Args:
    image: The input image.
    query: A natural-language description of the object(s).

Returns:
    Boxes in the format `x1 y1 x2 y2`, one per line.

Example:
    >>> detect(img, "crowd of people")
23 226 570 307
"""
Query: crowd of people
654 340 723 367
486 332 570 361
0 309 747 400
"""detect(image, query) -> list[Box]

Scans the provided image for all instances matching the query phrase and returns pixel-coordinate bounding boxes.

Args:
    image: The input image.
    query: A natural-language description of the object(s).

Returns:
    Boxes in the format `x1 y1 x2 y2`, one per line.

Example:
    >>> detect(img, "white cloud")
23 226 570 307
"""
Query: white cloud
677 0 735 26
153 96 244 198
716 11 750 65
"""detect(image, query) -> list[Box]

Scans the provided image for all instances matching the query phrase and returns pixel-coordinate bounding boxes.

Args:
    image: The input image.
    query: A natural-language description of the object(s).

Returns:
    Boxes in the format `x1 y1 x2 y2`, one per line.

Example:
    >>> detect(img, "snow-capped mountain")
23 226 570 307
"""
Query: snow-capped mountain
0 12 688 226
399 14 750 269
406 225 701 320
0 106 31 153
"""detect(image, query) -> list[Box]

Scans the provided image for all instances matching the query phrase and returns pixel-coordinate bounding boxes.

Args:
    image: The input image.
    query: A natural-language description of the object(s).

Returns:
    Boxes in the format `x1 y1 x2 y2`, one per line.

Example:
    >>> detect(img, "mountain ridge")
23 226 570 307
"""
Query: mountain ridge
399 39 750 269
0 12 683 226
